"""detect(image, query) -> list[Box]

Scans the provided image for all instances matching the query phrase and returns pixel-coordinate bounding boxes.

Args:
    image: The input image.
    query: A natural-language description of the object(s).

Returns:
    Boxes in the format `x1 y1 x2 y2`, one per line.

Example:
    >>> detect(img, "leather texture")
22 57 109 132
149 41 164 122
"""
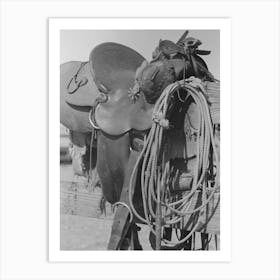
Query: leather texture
60 61 95 133
63 61 99 106
60 38 218 250
60 43 211 136
89 43 156 135
89 43 145 92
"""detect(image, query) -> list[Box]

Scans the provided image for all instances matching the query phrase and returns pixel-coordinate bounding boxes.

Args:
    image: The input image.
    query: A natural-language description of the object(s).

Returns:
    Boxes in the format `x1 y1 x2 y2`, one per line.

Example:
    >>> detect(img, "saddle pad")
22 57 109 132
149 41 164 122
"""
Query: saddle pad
89 42 145 93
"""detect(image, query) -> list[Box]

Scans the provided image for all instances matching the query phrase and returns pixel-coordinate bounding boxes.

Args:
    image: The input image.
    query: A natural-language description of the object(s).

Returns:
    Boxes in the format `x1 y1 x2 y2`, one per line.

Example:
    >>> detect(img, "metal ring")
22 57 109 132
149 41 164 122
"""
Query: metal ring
112 201 133 223
88 108 100 130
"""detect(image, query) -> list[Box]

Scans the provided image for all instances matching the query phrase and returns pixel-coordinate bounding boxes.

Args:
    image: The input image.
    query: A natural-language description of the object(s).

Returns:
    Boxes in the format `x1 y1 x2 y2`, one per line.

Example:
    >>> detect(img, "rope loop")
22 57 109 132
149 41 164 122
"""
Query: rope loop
128 78 220 247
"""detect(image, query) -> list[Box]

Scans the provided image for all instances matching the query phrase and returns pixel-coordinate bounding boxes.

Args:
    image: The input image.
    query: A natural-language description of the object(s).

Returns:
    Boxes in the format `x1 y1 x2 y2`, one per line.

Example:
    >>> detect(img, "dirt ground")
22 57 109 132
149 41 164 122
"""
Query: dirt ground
60 214 153 250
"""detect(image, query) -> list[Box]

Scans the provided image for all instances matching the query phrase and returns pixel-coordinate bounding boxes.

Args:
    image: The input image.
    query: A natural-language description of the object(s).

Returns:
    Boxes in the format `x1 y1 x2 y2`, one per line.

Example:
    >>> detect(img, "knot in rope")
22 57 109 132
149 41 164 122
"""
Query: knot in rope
152 112 170 128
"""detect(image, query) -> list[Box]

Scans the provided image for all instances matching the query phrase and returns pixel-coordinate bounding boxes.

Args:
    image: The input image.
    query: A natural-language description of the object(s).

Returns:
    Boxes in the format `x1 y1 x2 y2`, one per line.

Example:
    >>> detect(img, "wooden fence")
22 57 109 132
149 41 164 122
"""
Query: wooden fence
61 180 220 234
60 181 114 219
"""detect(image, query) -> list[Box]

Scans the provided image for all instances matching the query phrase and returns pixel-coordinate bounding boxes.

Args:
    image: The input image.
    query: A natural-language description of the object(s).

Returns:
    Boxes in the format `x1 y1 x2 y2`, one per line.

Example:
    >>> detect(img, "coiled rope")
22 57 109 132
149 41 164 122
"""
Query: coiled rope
128 77 220 247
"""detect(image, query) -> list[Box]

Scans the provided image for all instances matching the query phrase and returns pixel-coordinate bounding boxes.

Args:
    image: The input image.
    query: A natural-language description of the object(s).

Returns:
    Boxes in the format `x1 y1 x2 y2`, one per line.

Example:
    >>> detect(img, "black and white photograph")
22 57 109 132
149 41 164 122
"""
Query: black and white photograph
1 1 280 279
58 25 223 252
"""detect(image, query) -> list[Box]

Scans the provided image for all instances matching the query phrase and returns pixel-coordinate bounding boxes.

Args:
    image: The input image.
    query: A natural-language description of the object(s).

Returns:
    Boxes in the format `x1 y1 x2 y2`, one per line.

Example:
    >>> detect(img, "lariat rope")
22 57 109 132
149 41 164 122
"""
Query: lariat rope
128 77 220 247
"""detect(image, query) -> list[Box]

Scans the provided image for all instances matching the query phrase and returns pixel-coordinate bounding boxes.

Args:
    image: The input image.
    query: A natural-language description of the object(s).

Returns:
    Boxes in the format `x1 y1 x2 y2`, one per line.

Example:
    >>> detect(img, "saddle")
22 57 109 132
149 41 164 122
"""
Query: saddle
61 43 154 135
62 41 215 136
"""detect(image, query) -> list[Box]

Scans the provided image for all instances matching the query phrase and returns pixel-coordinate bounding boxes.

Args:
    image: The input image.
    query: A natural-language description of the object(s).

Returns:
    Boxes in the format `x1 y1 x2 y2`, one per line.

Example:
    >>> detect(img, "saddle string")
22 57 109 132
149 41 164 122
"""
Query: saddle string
88 129 95 185
88 92 110 190
128 78 220 247
88 94 109 187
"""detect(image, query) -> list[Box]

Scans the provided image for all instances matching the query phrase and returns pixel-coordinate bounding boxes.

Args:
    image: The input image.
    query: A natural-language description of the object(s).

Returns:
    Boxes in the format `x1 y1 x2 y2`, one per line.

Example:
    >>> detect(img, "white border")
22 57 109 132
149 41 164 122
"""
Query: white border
49 18 231 262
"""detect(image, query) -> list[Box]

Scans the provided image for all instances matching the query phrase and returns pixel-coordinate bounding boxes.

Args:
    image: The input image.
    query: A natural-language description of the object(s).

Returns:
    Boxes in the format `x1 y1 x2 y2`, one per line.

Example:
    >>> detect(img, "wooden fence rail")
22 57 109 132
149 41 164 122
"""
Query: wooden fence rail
61 181 220 234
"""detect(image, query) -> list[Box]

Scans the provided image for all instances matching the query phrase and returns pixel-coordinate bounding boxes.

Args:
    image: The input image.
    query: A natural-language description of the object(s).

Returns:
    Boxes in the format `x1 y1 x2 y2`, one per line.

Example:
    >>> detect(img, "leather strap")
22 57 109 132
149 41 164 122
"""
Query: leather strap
107 150 140 250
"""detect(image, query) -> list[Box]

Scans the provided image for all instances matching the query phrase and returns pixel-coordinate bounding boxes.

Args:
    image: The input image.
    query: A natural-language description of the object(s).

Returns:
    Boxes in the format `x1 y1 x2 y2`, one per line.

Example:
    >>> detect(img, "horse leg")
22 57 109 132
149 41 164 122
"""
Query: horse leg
201 233 212 250
181 230 193 250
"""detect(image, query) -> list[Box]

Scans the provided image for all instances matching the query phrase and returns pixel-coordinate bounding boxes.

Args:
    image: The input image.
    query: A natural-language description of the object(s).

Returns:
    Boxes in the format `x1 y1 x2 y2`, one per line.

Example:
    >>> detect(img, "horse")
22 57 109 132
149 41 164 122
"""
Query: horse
60 37 219 250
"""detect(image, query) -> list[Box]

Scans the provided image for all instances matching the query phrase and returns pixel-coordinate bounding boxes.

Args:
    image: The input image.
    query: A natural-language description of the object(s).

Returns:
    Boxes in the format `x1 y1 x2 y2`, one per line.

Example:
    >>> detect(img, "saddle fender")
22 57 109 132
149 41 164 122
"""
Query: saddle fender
96 131 130 204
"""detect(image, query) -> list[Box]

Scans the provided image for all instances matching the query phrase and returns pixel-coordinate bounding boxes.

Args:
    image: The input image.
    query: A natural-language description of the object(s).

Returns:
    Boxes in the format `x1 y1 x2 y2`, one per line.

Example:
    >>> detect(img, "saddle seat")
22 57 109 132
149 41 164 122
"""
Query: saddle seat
89 43 154 135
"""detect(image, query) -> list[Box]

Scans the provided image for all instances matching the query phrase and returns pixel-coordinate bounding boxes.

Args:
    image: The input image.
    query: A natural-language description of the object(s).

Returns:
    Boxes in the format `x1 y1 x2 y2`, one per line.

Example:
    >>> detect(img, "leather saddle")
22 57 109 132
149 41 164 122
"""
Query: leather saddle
61 42 216 136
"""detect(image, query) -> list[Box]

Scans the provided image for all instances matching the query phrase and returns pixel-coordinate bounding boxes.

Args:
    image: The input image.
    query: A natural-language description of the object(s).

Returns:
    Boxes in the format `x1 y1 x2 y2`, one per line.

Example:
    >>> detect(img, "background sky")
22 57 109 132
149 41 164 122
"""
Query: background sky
61 30 220 79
